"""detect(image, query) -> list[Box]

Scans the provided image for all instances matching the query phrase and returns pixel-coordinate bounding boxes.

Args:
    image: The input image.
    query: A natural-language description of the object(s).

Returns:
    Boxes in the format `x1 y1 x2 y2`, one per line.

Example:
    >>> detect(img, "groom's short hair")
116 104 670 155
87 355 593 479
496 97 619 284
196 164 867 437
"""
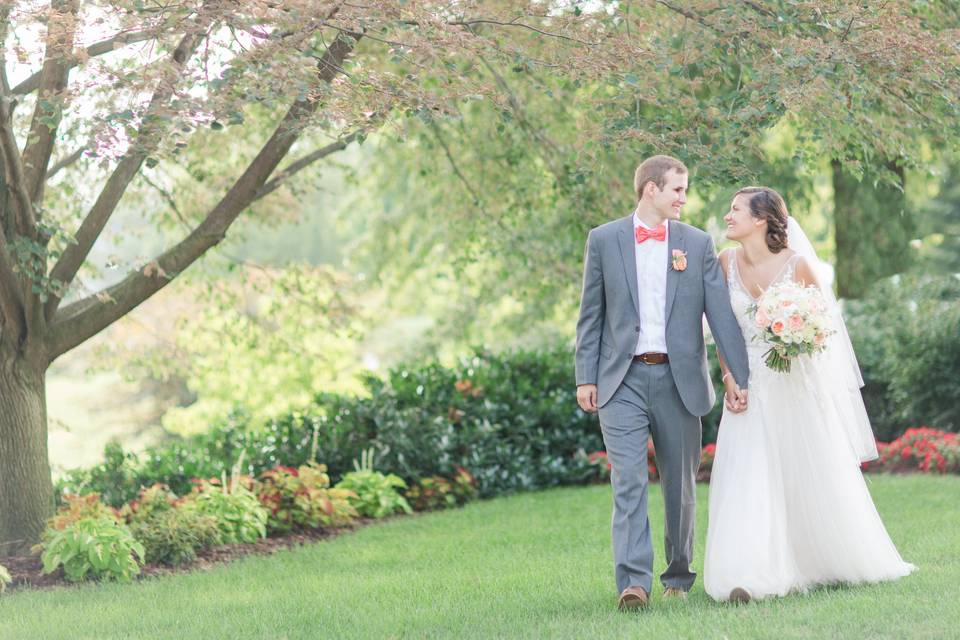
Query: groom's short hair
634 155 688 202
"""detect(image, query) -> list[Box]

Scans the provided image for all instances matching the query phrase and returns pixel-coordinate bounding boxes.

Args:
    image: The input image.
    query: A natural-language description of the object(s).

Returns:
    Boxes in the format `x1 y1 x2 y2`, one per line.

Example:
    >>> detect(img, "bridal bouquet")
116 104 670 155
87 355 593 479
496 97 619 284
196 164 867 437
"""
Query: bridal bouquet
749 281 835 372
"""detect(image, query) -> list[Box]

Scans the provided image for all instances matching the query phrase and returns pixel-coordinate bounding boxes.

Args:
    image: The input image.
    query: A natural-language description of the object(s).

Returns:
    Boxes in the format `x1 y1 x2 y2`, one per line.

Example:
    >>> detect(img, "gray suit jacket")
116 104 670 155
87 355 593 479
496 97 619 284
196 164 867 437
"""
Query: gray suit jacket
575 216 749 415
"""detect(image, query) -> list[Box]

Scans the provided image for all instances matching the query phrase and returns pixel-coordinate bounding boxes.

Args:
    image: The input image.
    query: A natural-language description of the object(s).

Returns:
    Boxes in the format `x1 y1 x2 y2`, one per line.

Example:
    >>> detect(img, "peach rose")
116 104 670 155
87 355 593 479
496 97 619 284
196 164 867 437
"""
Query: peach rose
672 249 687 271
771 320 785 336
789 314 804 331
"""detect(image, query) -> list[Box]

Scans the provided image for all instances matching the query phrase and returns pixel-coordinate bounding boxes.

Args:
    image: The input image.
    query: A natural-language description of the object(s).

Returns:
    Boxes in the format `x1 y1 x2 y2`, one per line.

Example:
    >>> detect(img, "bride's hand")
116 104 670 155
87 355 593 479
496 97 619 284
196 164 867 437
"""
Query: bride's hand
724 379 747 413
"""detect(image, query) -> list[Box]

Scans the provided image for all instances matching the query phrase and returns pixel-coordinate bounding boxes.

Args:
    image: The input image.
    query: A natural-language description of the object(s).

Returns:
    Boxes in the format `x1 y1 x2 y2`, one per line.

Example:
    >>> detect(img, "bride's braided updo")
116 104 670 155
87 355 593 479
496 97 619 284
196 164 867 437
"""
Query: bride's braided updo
734 186 789 253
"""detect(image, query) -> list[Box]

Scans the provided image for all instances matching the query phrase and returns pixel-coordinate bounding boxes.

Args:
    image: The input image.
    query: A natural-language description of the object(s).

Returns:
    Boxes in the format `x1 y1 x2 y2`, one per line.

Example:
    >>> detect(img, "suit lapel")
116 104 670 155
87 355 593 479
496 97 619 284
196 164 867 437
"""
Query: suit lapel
664 220 685 324
617 215 640 320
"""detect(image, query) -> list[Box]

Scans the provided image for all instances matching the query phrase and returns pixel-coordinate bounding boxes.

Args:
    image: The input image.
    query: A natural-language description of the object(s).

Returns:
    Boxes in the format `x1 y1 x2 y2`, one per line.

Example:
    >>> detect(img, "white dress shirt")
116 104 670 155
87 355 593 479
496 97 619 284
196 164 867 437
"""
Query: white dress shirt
633 214 669 354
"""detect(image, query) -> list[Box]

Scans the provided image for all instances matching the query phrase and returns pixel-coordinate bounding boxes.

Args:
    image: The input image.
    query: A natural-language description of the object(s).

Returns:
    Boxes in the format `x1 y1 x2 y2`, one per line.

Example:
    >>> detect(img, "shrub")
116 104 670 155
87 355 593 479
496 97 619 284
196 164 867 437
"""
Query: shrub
0 565 10 593
846 273 960 439
698 443 717 482
186 475 268 545
128 509 220 566
121 484 220 566
405 467 479 512
41 517 145 582
335 451 412 519
47 493 119 532
862 427 960 474
255 463 357 533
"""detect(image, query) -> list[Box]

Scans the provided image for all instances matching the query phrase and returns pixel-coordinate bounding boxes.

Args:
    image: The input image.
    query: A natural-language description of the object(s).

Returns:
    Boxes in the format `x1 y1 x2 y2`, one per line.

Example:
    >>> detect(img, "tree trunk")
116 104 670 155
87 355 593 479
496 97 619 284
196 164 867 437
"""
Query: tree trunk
0 351 53 556
832 159 913 298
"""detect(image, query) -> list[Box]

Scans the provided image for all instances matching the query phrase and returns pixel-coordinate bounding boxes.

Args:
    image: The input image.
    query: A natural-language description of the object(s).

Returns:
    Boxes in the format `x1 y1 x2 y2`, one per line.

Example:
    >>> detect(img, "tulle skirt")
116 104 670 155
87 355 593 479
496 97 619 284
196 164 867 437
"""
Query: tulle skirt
704 353 916 602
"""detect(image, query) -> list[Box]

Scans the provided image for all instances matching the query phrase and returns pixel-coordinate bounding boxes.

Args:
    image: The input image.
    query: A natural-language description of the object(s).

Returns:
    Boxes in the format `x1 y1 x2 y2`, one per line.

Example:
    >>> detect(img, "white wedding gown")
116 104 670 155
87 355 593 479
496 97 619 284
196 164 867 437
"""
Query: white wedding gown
704 252 915 602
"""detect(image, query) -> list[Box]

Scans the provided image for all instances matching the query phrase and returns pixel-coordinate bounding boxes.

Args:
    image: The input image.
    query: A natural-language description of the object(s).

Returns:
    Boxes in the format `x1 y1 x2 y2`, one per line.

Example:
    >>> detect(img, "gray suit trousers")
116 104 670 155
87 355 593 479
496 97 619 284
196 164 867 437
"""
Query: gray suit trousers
598 360 701 594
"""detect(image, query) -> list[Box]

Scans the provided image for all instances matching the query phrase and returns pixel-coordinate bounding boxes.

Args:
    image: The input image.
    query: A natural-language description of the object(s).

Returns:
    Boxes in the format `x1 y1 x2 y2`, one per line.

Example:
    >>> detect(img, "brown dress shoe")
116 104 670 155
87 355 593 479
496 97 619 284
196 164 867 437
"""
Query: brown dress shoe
618 586 649 611
729 587 751 604
663 587 688 600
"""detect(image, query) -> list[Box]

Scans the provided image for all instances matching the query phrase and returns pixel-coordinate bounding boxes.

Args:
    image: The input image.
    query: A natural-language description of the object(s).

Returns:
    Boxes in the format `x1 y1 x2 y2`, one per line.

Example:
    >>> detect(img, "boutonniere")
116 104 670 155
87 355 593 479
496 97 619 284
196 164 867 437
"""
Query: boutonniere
671 249 688 272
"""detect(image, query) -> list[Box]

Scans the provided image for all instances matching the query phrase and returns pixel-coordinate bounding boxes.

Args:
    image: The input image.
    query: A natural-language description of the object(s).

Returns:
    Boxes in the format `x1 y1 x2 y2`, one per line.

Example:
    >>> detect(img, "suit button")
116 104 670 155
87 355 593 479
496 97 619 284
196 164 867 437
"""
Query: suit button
635 326 640 332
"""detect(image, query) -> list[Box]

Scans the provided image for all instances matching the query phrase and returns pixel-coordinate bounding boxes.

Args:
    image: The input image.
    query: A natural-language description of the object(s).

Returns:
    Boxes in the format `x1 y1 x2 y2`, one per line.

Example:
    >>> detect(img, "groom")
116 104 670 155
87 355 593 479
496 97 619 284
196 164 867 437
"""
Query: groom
575 155 750 610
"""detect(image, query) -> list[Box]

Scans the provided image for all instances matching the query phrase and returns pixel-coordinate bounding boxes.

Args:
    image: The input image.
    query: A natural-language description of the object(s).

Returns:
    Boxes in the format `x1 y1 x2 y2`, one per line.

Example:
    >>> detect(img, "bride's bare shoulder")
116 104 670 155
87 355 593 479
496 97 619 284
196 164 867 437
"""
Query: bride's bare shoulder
792 254 819 288
718 247 735 272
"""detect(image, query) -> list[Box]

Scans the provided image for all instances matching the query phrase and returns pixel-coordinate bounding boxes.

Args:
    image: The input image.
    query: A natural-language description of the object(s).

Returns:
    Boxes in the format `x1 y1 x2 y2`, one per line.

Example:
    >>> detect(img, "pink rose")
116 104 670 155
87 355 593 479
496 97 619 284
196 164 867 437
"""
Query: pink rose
755 308 770 328
771 320 785 335
789 314 804 331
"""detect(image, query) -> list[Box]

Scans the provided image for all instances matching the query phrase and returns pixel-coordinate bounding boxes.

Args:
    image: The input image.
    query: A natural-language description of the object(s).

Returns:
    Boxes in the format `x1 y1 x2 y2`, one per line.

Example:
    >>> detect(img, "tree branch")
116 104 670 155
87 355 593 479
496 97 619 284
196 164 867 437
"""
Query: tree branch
12 26 173 96
0 93 38 239
21 0 81 207
0 222 25 344
47 31 362 362
44 20 213 321
254 129 363 200
45 146 85 179
447 19 601 46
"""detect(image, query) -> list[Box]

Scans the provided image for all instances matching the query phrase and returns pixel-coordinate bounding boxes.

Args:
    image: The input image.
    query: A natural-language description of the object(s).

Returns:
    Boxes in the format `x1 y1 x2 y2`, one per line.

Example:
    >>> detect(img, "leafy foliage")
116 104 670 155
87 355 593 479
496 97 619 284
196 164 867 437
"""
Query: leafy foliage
255 463 357 533
45 493 120 533
185 475 268 545
121 484 220 566
335 451 412 519
41 518 145 583
846 273 960 439
404 467 478 512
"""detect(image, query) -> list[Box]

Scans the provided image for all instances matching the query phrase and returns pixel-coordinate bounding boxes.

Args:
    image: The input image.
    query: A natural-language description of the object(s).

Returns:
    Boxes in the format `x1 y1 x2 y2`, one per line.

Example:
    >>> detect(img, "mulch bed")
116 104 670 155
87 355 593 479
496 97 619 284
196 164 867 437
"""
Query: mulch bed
2 520 376 593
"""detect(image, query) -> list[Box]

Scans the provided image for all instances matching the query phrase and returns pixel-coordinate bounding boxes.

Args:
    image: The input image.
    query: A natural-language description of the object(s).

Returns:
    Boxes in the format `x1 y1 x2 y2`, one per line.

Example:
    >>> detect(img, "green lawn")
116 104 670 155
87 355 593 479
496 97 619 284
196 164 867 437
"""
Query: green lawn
1 475 957 639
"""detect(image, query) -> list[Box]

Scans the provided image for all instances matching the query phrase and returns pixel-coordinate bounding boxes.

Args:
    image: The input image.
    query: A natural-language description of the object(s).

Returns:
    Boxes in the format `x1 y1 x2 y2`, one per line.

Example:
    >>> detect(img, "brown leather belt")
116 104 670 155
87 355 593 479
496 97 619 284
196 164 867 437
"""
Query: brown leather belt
633 352 669 365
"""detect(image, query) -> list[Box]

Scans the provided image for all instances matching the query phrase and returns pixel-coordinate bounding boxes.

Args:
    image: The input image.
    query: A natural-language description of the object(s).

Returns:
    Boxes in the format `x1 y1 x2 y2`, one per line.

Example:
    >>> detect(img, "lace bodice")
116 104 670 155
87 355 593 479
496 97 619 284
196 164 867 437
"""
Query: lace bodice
726 249 801 360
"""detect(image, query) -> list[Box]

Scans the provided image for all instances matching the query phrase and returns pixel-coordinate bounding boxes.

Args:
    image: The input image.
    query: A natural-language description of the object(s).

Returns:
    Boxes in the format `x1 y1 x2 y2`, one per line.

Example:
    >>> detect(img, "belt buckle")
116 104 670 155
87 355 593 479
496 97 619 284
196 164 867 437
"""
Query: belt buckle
640 353 653 365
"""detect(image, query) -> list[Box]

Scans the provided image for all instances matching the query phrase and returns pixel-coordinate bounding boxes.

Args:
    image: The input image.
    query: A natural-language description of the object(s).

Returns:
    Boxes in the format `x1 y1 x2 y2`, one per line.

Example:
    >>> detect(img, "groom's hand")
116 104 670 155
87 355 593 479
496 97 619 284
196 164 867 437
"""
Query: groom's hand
724 383 748 413
577 384 598 413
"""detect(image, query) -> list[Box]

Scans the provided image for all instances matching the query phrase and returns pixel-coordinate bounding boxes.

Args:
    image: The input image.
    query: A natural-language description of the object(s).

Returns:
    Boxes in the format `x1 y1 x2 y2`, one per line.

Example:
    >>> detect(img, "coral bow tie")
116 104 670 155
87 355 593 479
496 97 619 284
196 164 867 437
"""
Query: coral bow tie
635 224 667 243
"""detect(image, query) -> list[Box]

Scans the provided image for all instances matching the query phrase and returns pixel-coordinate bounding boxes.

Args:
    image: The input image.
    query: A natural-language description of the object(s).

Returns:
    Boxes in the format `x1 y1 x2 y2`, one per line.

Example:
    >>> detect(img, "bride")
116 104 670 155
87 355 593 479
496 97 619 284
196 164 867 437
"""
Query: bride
703 186 915 603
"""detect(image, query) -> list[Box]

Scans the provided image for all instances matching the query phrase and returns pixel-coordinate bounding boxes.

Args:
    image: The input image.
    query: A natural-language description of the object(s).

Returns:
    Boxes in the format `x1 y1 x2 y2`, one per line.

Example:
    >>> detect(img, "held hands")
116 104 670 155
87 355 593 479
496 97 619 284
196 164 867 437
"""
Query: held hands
577 384 599 413
723 375 748 413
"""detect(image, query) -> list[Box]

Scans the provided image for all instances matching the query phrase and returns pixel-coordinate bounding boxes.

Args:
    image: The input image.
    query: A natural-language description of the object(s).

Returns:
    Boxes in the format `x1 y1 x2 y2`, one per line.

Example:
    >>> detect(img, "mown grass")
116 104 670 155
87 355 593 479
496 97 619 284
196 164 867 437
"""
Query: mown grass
1 474 956 639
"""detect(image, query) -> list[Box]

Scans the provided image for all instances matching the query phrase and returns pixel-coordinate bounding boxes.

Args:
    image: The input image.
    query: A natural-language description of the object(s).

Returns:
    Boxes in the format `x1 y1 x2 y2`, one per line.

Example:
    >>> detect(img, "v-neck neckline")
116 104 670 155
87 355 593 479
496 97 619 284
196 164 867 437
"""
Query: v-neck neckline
733 247 796 301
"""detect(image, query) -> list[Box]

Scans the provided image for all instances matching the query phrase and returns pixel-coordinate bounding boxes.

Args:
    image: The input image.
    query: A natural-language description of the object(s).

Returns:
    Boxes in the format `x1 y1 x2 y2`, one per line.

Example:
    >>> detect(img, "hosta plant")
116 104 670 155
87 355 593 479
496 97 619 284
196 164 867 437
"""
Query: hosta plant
41 517 145 582
335 450 413 519
185 453 267 544
256 463 357 533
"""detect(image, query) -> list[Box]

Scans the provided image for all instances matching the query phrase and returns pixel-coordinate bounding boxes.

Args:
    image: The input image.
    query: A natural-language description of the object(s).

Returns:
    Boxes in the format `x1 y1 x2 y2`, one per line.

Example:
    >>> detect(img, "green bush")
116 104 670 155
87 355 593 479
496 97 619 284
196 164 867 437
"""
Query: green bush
335 451 413 519
128 509 220 567
186 477 268 545
404 467 478 512
846 273 960 440
255 463 358 533
41 517 145 582
121 484 220 566
58 347 604 503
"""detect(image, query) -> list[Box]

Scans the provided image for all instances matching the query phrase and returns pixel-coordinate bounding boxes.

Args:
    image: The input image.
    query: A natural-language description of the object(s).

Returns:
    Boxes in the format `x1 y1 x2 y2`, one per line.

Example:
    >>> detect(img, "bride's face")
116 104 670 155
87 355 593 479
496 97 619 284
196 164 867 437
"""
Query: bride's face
724 193 763 241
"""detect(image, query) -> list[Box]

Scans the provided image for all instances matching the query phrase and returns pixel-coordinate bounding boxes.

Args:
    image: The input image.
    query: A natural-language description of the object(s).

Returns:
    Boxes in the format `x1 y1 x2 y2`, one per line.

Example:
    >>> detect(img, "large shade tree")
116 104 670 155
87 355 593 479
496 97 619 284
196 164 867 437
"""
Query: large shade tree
0 0 636 552
348 1 960 344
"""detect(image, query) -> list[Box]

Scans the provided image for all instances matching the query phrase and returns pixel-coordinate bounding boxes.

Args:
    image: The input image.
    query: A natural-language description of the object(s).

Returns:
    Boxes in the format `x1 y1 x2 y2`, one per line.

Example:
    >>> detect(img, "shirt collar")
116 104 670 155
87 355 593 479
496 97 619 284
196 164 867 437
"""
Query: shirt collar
633 211 669 237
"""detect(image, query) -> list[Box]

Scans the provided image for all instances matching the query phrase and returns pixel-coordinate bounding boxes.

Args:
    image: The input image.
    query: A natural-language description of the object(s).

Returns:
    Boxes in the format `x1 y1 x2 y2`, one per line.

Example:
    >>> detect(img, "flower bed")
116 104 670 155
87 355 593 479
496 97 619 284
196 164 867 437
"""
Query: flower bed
861 427 960 474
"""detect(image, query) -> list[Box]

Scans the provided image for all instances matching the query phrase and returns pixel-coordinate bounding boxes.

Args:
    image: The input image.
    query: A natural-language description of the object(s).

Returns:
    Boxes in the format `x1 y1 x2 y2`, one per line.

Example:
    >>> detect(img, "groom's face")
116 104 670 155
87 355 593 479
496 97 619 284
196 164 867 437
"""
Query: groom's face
652 169 688 220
